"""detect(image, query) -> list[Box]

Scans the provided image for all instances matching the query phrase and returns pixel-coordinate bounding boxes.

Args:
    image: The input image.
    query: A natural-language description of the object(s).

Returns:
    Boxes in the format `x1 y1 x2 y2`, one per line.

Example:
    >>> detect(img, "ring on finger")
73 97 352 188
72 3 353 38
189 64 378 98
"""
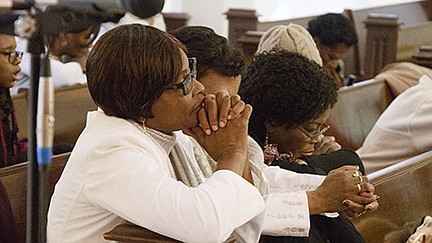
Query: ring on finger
356 183 361 193
352 170 360 177
358 176 363 183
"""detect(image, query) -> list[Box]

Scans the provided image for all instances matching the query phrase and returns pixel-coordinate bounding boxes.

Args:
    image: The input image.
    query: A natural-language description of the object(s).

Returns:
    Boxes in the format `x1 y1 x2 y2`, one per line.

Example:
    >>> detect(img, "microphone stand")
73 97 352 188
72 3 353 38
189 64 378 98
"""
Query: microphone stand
26 30 44 243
18 7 125 243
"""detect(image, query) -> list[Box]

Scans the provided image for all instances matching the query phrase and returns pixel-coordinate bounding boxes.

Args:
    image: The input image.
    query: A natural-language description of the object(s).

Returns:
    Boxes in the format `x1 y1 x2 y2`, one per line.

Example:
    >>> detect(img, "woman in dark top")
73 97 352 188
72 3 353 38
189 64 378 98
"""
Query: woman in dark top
0 34 24 168
240 49 365 243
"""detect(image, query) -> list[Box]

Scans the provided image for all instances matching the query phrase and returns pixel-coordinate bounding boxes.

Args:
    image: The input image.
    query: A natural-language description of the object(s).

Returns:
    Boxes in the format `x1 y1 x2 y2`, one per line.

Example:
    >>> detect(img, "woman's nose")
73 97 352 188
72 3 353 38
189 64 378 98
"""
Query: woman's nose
310 134 324 144
192 78 205 95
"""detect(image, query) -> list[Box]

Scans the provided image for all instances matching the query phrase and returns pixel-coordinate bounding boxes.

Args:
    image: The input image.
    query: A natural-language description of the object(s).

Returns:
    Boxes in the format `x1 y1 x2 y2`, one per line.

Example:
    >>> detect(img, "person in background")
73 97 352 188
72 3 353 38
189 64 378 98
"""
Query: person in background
357 74 432 174
308 13 358 87
171 26 371 242
97 0 166 40
0 34 26 168
170 26 245 96
47 24 378 242
11 5 101 95
257 24 323 66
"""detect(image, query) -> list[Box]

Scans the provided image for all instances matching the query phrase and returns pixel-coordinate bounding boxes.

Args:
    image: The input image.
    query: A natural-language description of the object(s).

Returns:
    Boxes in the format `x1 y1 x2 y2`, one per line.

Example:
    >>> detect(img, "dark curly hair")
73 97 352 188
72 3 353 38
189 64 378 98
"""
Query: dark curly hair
239 49 338 145
169 26 245 79
308 13 358 48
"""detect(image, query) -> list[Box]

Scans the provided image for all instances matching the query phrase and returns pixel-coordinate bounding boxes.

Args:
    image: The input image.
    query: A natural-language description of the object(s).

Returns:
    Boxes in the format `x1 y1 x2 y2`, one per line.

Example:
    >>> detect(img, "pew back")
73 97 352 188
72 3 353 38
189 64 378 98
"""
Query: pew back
397 21 432 61
0 153 70 243
13 84 97 145
363 13 432 79
352 150 432 243
104 224 180 243
351 0 432 78
327 78 393 150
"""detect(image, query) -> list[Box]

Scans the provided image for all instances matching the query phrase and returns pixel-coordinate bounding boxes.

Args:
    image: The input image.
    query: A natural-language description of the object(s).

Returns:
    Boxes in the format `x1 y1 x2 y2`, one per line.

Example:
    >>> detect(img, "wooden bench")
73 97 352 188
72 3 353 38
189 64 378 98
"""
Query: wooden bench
104 224 180 243
0 152 70 243
352 149 432 243
363 13 432 79
162 12 190 32
326 78 393 150
227 1 432 81
12 84 97 145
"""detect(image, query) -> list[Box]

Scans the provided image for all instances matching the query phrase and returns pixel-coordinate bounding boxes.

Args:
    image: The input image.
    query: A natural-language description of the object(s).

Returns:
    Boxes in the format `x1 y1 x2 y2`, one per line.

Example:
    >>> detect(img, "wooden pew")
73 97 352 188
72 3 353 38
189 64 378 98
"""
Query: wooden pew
162 12 190 32
0 152 70 243
326 78 393 150
363 13 432 79
104 224 180 243
352 150 432 243
349 0 432 80
412 45 432 68
12 84 97 145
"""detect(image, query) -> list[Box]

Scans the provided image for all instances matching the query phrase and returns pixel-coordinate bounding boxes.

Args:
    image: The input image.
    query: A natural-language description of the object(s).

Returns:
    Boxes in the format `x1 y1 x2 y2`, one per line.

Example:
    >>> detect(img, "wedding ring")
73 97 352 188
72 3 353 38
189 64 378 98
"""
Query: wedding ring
356 211 367 218
358 176 363 183
352 170 360 177
356 183 362 193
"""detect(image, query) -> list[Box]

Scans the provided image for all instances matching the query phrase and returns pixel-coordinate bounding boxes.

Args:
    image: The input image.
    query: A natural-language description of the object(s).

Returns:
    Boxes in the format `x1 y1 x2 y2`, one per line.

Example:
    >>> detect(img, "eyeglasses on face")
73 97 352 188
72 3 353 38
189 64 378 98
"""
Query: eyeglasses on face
168 57 197 96
298 123 330 143
0 51 23 64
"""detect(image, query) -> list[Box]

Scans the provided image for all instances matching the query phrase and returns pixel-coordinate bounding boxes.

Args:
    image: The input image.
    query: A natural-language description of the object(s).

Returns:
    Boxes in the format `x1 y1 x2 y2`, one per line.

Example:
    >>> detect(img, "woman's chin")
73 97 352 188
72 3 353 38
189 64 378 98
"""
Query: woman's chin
301 151 314 157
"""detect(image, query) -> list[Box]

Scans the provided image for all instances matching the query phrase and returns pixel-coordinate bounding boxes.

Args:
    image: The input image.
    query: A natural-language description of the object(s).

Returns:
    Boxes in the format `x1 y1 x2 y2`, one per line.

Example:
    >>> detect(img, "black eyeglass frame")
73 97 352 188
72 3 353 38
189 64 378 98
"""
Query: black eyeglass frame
0 51 23 64
297 123 330 143
168 57 197 96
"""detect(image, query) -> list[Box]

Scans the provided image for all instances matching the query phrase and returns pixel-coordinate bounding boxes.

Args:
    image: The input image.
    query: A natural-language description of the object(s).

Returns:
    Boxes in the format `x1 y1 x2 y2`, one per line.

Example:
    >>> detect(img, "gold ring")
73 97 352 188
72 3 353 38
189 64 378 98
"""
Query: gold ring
356 211 366 218
356 183 361 193
359 176 363 183
352 170 360 177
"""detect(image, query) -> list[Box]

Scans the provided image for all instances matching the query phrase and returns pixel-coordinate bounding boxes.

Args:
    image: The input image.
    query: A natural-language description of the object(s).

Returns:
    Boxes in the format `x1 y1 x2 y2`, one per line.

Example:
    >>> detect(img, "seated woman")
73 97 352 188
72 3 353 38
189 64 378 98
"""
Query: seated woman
254 24 364 175
11 5 100 95
0 33 26 167
240 50 366 242
47 24 378 242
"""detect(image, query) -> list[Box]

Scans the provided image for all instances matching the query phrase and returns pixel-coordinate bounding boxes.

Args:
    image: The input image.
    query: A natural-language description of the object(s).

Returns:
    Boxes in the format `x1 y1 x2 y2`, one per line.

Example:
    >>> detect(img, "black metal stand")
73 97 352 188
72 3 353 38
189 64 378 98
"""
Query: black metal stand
26 32 44 243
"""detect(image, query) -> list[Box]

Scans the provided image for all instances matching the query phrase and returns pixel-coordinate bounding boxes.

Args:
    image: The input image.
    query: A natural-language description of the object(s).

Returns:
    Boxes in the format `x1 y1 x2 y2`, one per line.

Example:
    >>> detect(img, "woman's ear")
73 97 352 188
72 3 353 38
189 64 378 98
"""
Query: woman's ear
264 121 275 134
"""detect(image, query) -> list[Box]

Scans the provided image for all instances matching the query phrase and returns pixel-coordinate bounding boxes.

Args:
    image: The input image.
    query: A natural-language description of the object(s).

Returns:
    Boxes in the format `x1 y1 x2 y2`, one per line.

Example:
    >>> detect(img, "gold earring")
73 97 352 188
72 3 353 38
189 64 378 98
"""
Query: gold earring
61 40 67 47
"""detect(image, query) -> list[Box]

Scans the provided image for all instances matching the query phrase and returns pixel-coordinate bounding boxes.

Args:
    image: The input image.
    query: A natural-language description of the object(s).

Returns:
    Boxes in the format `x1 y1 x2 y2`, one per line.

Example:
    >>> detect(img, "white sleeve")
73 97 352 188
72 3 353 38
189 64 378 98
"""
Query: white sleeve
13 51 86 95
50 59 86 88
247 137 325 237
84 147 266 243
250 163 325 237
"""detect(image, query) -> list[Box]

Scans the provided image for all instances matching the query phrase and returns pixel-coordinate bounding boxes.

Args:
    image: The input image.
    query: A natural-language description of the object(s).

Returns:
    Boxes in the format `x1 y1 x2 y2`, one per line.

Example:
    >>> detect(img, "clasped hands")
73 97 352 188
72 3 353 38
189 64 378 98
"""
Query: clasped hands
184 92 379 219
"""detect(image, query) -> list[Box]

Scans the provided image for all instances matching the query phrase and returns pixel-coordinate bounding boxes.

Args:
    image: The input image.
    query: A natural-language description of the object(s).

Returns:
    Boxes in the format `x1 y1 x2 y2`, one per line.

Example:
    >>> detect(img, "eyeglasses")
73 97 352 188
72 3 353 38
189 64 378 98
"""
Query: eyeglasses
168 57 197 96
298 123 330 143
0 51 23 64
